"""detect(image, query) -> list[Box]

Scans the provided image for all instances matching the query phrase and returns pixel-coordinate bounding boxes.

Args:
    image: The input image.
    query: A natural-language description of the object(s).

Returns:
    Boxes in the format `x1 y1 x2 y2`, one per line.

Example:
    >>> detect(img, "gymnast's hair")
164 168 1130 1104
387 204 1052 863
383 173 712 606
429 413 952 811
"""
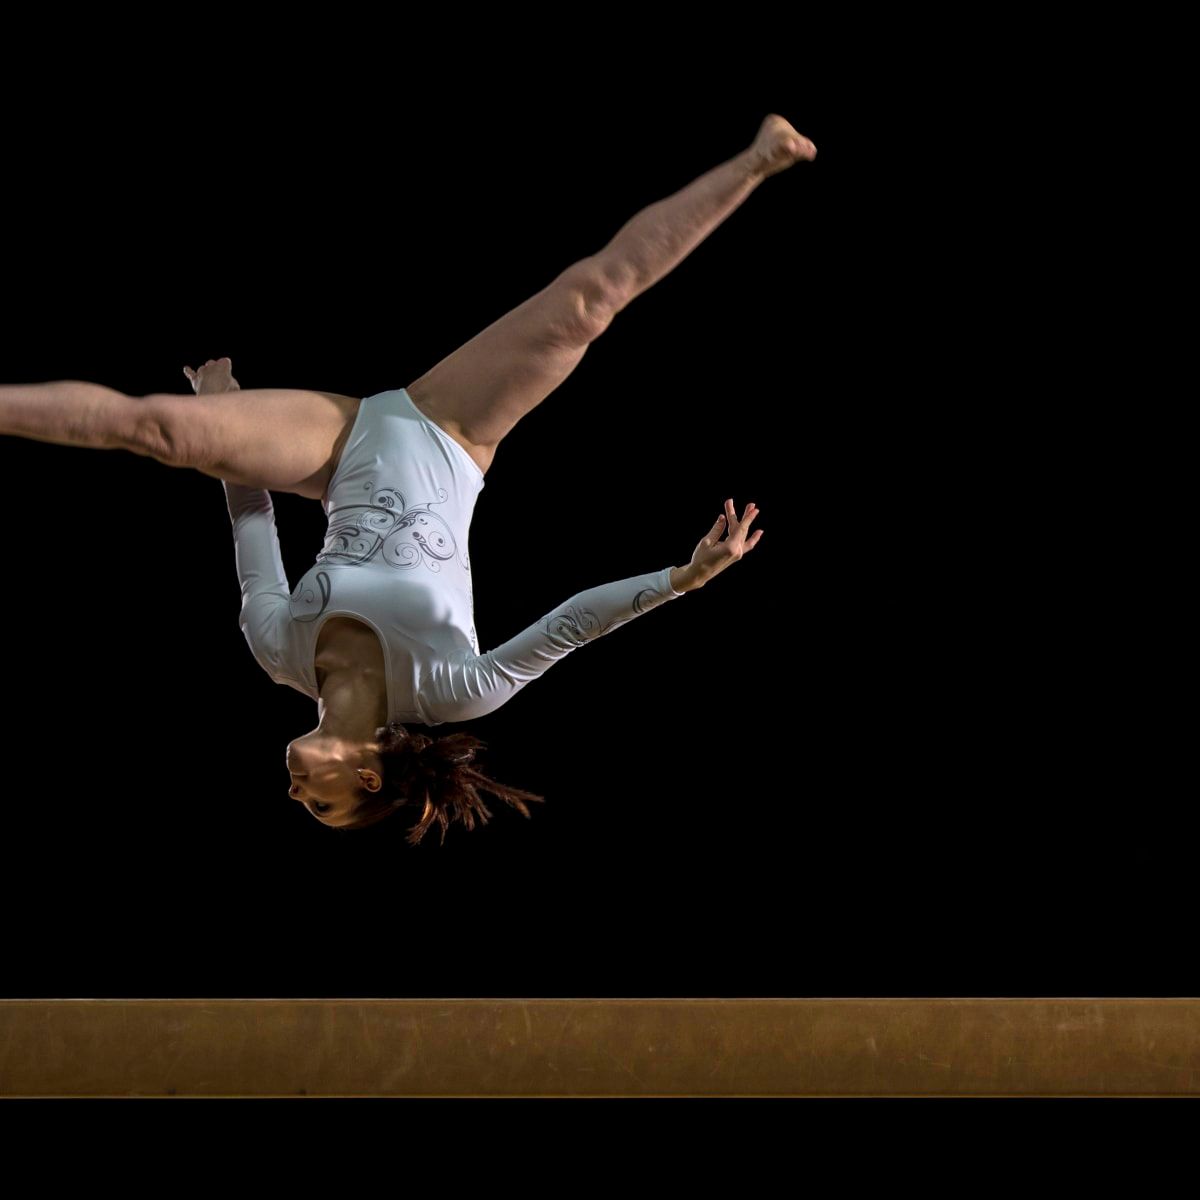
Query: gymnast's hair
337 721 545 845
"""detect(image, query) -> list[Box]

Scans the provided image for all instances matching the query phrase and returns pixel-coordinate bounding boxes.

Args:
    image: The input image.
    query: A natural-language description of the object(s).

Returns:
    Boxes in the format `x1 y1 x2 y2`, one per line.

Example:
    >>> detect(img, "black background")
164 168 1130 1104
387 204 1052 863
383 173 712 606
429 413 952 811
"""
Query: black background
0 32 1181 1020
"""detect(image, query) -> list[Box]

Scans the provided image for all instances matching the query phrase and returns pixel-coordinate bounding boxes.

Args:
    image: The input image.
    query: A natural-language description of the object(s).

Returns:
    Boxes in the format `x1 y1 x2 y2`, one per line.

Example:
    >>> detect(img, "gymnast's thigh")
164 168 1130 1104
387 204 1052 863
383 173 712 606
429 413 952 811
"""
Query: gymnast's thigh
404 261 600 452
142 388 361 502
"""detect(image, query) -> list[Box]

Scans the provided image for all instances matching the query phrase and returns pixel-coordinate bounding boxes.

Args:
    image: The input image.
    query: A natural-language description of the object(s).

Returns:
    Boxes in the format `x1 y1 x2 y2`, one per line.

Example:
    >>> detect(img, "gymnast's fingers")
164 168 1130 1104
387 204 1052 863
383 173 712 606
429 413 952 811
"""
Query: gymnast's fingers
740 505 761 551
725 497 739 532
726 498 756 536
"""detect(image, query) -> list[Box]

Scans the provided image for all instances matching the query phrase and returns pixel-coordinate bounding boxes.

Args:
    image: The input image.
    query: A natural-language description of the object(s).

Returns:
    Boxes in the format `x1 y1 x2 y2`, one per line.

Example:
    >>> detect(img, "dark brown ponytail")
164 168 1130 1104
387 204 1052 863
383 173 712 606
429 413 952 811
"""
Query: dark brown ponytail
345 722 544 846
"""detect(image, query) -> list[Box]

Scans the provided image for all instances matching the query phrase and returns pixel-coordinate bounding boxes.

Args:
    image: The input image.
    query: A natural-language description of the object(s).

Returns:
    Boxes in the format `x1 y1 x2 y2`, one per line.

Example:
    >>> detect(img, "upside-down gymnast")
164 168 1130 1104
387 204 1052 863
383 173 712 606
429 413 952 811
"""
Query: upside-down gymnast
1 114 816 845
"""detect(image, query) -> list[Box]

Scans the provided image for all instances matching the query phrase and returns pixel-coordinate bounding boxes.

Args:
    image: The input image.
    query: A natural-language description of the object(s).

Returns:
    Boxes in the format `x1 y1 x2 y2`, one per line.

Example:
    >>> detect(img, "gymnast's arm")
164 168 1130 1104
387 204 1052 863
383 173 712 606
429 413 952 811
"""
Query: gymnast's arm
223 480 293 681
414 564 693 724
415 500 763 723
182 359 293 683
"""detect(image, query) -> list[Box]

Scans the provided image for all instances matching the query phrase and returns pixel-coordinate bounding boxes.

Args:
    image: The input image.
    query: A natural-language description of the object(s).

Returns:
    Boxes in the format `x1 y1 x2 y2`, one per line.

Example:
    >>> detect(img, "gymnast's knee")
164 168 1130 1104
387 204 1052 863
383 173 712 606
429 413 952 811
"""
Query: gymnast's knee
557 257 628 342
132 394 208 467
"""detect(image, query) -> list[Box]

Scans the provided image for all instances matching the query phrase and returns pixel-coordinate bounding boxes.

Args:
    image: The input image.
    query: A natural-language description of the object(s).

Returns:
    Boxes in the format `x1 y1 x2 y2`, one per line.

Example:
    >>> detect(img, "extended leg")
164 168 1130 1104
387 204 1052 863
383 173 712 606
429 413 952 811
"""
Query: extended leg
407 115 816 457
1 381 153 454
1 380 358 502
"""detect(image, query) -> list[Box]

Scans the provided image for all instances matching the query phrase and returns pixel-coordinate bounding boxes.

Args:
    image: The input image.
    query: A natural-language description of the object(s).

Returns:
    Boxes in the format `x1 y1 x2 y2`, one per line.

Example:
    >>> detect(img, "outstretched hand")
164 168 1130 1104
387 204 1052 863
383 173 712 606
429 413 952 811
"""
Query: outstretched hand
684 499 763 589
182 357 240 395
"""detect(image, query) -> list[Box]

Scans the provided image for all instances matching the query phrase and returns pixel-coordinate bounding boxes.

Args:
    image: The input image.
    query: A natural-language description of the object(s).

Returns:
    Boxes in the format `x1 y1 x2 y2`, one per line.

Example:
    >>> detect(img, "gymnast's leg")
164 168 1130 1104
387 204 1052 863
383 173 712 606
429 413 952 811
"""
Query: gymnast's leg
0 380 157 454
0 374 359 502
406 114 817 460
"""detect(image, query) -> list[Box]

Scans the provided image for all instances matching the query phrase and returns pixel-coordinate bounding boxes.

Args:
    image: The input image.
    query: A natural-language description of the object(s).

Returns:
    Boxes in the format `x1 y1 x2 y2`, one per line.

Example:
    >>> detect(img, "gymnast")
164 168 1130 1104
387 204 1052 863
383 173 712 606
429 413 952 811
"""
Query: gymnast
1 114 816 845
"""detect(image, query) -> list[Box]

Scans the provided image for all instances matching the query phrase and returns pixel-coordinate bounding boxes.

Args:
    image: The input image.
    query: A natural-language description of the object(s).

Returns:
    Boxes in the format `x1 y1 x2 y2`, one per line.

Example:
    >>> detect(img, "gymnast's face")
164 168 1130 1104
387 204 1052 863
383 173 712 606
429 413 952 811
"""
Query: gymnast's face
286 730 384 826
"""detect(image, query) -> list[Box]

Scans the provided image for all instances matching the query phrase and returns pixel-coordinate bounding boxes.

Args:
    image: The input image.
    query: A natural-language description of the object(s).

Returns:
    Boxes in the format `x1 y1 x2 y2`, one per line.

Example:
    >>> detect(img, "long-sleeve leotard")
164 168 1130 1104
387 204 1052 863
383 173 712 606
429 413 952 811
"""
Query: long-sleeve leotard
224 480 685 724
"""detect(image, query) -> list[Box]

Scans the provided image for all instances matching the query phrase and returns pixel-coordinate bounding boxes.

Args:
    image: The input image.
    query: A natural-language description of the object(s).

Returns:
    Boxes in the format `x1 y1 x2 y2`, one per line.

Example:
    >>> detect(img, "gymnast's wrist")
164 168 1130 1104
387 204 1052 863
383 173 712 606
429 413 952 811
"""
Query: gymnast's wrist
669 564 702 594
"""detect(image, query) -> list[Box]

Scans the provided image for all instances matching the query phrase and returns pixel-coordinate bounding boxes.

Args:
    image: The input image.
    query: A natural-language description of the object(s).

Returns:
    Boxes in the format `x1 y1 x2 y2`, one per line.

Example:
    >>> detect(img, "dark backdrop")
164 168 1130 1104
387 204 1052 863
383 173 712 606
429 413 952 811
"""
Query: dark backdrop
0 53 1176 1001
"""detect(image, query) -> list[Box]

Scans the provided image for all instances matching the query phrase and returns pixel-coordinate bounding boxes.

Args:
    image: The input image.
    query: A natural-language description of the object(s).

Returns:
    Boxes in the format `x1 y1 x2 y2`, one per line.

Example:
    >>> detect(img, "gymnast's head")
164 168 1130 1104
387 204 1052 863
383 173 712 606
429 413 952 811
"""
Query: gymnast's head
286 728 385 827
287 721 547 844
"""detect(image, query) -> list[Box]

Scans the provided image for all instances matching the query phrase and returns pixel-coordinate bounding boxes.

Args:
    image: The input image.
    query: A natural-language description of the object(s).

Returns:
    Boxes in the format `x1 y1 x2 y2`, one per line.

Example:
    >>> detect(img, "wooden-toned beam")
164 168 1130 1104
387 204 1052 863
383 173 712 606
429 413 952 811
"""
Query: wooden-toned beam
1 998 1197 1097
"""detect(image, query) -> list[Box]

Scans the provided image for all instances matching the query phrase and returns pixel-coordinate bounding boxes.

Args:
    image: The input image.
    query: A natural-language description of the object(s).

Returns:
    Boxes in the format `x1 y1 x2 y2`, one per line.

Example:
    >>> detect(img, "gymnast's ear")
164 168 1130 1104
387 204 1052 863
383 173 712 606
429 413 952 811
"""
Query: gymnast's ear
357 767 383 793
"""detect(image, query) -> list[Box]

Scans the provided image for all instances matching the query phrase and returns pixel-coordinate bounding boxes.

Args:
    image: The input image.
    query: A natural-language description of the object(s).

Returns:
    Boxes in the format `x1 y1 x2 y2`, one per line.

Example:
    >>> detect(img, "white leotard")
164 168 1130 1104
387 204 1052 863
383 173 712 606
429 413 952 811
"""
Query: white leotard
223 387 685 726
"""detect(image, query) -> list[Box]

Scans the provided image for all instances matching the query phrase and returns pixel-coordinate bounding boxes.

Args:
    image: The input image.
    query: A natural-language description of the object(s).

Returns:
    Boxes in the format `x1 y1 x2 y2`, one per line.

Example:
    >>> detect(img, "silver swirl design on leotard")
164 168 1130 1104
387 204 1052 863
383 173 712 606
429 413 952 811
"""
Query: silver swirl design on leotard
631 588 659 613
543 604 604 647
316 480 468 574
541 586 667 646
290 568 333 623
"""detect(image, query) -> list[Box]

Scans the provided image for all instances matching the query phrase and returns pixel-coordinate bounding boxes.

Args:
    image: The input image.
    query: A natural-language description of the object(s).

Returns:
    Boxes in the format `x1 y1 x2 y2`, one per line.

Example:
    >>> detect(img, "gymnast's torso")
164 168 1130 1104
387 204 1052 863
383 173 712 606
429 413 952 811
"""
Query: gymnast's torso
283 386 489 724
225 386 685 727
322 388 489 504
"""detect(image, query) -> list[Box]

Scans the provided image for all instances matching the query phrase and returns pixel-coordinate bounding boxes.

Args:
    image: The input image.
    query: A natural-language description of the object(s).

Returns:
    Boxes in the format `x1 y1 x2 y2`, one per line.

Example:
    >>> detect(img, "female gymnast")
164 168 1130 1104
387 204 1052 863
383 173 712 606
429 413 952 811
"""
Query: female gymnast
1 113 816 845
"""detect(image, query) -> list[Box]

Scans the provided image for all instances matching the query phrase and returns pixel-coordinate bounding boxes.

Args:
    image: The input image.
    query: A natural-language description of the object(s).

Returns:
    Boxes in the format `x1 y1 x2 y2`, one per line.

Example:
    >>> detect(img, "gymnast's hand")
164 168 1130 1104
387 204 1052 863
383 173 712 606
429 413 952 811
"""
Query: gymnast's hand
182 357 241 395
682 499 763 590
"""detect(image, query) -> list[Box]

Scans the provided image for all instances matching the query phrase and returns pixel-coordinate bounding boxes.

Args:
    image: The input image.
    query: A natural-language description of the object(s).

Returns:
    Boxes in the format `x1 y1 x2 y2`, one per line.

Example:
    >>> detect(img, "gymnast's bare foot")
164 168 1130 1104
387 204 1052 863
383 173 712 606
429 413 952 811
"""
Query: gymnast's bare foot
183 357 240 395
748 114 817 179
